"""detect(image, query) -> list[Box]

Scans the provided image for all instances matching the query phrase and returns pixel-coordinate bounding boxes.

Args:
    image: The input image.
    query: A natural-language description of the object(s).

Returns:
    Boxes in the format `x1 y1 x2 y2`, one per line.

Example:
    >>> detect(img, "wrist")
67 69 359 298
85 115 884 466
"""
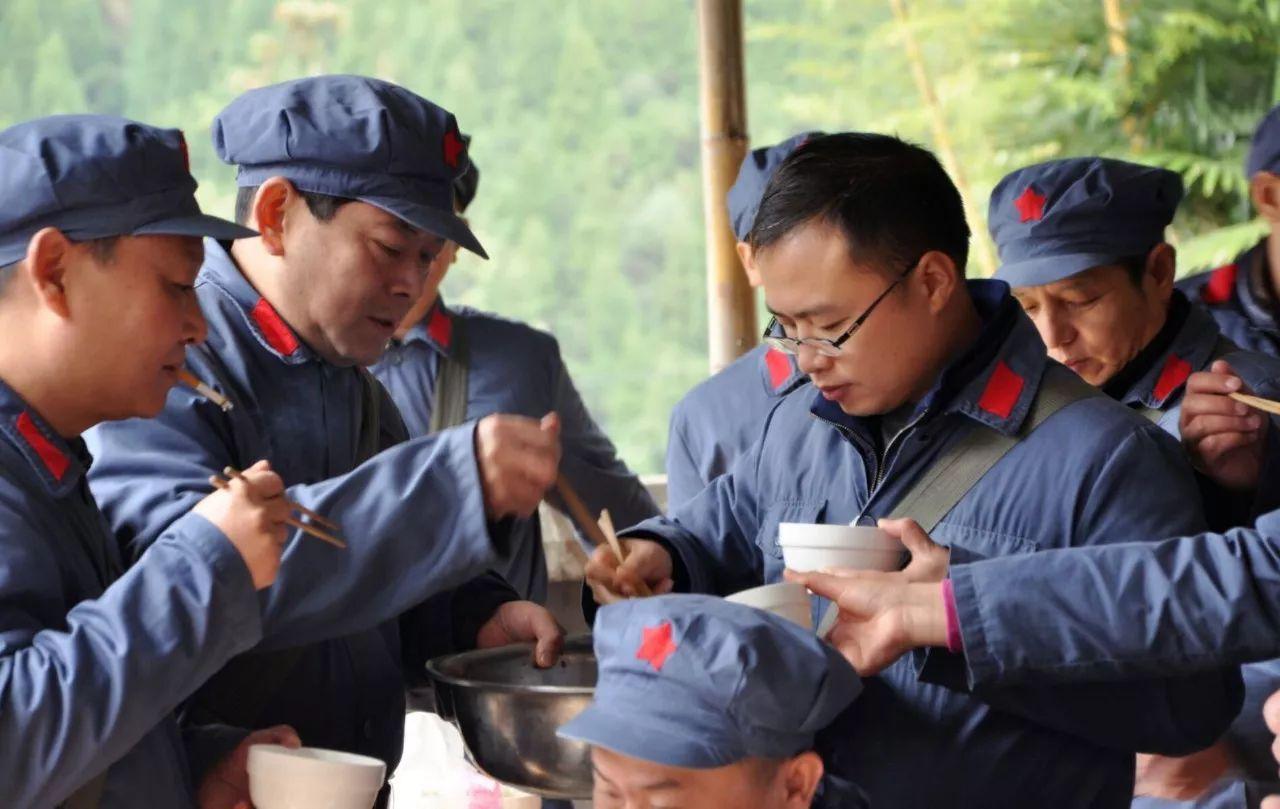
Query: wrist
901 581 949 648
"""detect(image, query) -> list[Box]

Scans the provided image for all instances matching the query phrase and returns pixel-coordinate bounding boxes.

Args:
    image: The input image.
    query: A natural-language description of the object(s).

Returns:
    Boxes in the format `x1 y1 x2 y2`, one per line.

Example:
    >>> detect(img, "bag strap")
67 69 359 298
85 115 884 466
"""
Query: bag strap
887 364 1100 532
60 773 107 809
428 317 471 433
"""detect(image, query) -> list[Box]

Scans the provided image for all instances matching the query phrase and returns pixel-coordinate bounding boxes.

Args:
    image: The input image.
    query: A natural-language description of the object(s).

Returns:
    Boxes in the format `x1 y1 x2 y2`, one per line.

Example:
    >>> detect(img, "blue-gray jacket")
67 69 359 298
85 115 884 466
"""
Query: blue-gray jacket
665 343 805 510
1179 240 1279 357
0 378 262 809
370 300 657 601
84 240 507 776
624 280 1242 808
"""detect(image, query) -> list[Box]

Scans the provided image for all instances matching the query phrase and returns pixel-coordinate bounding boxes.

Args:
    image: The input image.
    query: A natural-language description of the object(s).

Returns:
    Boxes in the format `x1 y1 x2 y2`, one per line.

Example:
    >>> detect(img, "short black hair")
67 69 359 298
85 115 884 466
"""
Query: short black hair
1116 253 1154 288
749 132 970 276
234 185 355 226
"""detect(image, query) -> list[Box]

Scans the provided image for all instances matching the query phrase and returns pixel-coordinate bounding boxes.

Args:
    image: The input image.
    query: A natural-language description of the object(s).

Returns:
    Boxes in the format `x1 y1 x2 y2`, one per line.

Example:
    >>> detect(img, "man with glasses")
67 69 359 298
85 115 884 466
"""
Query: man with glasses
583 132 1241 808
664 134 813 510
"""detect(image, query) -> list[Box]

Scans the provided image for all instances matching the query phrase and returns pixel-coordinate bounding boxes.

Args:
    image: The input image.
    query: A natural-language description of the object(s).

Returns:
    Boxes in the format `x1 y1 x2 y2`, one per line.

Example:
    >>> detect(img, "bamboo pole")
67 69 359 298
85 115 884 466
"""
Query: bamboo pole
1102 0 1145 150
696 0 755 373
888 0 997 277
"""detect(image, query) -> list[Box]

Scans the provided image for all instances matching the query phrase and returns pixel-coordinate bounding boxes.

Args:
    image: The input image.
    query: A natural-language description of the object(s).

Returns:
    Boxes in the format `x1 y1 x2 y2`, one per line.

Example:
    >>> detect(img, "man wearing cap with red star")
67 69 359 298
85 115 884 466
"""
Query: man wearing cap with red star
584 132 1240 808
0 113 302 808
83 75 566 807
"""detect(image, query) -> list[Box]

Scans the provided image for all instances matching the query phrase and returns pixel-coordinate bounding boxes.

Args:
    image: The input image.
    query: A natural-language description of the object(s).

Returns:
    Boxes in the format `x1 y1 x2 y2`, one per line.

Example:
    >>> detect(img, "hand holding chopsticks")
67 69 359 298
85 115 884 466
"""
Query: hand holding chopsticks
1229 392 1280 416
554 474 653 599
212 466 346 549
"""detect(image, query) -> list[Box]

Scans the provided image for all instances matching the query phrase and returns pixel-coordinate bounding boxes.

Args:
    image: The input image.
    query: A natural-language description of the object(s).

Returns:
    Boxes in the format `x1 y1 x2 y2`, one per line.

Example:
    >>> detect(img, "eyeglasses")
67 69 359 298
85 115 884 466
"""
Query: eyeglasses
763 257 920 357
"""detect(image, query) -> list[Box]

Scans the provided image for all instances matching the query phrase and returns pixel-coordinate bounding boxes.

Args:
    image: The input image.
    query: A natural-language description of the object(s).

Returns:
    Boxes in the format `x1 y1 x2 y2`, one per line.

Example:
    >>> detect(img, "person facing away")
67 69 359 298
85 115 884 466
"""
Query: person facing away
557 593 866 809
370 136 658 604
584 132 1241 808
0 113 298 809
664 132 813 510
83 76 566 806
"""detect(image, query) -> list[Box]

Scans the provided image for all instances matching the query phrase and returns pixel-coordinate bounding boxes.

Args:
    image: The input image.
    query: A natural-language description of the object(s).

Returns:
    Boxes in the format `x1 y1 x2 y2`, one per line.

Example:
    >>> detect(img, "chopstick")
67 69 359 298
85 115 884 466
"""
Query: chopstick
177 369 233 412
553 475 652 598
211 469 346 549
222 467 340 531
598 508 653 598
554 474 612 548
1229 392 1280 417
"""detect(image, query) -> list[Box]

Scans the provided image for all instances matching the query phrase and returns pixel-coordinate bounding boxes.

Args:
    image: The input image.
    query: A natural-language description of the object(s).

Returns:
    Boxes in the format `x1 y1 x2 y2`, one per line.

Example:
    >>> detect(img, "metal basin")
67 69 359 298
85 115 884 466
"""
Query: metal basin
426 634 596 799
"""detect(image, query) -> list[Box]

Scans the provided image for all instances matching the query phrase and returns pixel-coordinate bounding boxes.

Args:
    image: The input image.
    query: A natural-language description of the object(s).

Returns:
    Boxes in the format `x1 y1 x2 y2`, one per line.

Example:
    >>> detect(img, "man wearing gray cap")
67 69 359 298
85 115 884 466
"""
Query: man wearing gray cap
0 113 296 808
84 76 565 806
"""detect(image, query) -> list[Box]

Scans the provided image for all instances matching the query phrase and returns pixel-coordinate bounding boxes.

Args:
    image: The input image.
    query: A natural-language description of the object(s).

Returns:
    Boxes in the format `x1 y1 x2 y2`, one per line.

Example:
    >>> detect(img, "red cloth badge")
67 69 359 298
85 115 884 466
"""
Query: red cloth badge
977 360 1025 420
251 298 300 356
15 412 69 481
1153 354 1192 402
1015 186 1046 223
765 348 793 390
1201 264 1237 305
635 621 678 671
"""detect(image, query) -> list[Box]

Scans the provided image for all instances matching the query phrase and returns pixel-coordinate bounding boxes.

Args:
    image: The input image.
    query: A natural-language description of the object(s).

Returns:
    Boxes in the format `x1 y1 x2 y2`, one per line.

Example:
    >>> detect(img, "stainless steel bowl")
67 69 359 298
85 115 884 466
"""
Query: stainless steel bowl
426 634 596 799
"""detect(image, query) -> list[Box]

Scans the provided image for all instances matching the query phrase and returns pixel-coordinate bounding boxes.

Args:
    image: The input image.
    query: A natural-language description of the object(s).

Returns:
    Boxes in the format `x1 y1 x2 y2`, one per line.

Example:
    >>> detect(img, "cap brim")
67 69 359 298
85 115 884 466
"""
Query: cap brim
133 213 258 241
557 699 743 770
361 195 489 259
994 251 1121 288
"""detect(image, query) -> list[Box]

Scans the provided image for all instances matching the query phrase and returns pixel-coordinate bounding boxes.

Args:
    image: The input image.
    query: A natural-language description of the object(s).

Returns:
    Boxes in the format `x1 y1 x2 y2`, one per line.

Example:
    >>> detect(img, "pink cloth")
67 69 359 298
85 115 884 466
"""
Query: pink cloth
942 579 964 653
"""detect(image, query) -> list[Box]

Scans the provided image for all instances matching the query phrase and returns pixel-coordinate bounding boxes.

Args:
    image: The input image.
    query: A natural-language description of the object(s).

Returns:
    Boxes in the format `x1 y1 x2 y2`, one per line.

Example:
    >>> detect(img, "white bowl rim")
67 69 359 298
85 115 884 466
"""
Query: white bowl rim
247 744 386 789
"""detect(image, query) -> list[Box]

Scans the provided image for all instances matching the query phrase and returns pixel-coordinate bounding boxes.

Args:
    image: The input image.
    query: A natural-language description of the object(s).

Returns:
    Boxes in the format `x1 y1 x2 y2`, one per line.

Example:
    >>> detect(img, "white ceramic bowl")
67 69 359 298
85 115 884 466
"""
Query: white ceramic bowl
726 581 813 630
248 744 386 809
778 523 905 573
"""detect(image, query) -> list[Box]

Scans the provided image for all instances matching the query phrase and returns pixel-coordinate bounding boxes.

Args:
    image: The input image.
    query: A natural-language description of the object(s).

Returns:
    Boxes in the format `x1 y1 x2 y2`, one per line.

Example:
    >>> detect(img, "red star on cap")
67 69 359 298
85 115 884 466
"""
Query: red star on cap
442 129 464 169
1014 186 1046 223
635 621 678 671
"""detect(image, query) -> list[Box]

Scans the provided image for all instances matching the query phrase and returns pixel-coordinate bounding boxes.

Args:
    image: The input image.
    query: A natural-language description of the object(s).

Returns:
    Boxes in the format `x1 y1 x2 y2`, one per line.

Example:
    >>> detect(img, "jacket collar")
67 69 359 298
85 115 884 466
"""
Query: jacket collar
0 376 89 497
397 297 455 358
811 279 1051 440
199 239 315 366
1118 294 1224 411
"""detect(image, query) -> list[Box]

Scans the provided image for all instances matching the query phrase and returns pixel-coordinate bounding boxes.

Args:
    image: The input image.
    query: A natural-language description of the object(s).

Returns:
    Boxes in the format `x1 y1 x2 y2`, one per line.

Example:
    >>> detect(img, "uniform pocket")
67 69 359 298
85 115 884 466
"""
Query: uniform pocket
756 499 827 560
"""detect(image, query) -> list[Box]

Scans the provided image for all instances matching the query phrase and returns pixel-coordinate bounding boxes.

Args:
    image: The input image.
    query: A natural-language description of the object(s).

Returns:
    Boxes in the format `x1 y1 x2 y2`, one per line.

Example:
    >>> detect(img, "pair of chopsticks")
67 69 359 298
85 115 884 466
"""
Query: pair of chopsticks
1230 392 1280 417
555 475 652 598
177 368 234 412
210 466 347 549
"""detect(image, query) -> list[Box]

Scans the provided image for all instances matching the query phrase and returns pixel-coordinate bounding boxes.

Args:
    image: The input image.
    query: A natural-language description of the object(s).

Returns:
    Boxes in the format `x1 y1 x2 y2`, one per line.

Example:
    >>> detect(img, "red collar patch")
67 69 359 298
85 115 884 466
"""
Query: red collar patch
1014 186 1046 223
764 348 793 390
635 621 678 671
427 306 453 349
250 298 300 356
443 129 465 169
177 131 191 174
977 360 1025 420
15 412 69 482
1201 263 1237 305
1153 354 1192 402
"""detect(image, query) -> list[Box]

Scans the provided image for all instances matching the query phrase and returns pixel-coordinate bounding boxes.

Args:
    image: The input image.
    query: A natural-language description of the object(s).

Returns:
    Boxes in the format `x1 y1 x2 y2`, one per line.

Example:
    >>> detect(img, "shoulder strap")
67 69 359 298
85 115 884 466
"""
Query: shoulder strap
354 367 385 464
887 365 1100 532
428 318 471 434
61 773 107 809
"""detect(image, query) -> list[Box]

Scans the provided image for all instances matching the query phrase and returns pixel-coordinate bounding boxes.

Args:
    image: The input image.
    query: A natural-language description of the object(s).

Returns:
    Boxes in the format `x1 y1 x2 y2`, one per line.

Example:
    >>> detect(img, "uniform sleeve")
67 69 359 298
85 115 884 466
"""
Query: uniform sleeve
542 338 660 531
664 399 708 513
921 425 1243 754
0 508 261 808
621 441 768 598
86 387 499 651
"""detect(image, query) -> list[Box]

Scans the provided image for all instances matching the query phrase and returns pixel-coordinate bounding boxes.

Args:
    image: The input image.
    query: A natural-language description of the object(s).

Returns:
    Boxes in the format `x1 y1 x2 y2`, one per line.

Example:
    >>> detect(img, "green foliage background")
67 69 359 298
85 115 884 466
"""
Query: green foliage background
2 0 1277 472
